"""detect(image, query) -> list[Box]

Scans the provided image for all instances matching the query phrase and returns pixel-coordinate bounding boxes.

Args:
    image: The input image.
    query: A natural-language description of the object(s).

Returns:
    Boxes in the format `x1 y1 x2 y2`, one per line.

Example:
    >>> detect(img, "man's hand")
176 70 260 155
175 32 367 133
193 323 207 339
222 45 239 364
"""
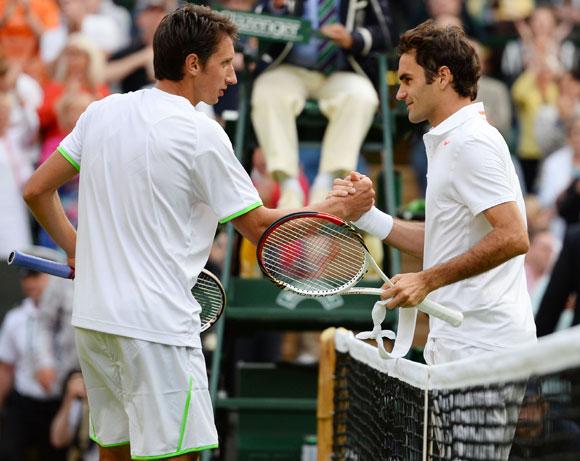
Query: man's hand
64 372 86 402
320 24 353 49
339 173 374 221
35 367 56 393
380 272 433 309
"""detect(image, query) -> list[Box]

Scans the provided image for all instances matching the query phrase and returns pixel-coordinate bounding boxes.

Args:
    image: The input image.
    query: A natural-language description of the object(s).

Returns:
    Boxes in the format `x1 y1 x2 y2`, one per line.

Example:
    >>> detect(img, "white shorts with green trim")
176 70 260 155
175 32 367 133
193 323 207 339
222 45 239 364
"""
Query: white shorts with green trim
74 328 218 459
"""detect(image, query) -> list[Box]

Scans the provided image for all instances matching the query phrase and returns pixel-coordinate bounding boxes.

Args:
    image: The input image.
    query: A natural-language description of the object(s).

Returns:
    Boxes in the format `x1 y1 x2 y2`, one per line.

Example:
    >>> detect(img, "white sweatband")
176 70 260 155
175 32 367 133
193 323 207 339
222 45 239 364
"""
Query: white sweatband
353 206 393 240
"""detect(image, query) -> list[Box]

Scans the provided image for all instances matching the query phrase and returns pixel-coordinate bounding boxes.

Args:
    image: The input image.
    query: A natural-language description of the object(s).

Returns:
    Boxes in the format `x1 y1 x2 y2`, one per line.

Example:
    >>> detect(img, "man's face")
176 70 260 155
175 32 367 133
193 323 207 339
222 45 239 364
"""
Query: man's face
194 35 237 105
396 51 438 125
21 272 49 303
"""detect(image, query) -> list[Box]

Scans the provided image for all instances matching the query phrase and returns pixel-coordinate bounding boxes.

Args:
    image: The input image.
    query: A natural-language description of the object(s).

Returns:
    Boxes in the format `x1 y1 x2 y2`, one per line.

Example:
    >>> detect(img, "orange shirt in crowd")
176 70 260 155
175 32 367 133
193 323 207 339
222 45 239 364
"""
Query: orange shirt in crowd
38 82 110 140
0 0 60 81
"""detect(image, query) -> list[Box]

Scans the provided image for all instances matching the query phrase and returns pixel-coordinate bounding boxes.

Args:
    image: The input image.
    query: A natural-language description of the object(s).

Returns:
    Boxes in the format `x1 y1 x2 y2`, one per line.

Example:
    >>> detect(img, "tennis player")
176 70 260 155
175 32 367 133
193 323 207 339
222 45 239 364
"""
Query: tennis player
22 5 374 461
334 20 537 365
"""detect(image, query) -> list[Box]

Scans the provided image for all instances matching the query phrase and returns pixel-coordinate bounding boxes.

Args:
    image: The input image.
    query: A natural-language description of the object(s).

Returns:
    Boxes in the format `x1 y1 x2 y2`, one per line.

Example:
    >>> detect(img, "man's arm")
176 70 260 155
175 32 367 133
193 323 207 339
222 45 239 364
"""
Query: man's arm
0 362 14 408
23 152 78 262
382 201 529 308
232 174 375 244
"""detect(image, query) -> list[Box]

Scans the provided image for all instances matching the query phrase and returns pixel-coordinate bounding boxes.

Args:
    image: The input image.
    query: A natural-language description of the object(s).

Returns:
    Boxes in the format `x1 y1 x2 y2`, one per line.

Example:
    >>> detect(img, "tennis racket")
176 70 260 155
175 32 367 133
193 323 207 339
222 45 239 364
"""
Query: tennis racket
256 212 463 327
7 251 225 332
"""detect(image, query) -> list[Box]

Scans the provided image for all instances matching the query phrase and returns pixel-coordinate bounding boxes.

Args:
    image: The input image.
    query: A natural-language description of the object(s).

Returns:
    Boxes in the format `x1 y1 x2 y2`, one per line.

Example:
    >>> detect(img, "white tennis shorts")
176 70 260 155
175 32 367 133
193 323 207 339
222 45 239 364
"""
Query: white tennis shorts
74 328 218 459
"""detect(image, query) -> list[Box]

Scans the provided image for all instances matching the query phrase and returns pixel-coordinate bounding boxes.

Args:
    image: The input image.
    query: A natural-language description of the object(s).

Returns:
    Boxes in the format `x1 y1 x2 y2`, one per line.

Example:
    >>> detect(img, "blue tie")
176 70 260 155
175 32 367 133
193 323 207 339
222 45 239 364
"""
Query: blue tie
317 0 339 75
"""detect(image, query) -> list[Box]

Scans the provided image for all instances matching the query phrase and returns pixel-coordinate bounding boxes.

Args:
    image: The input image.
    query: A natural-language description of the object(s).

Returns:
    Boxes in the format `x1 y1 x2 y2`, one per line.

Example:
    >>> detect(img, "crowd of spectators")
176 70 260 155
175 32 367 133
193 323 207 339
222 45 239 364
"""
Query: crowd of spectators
0 0 578 459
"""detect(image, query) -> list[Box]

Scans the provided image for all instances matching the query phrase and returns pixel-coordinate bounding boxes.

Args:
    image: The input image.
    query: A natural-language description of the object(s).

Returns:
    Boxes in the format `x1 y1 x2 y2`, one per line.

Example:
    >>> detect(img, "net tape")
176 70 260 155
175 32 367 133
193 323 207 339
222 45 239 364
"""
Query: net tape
332 327 580 460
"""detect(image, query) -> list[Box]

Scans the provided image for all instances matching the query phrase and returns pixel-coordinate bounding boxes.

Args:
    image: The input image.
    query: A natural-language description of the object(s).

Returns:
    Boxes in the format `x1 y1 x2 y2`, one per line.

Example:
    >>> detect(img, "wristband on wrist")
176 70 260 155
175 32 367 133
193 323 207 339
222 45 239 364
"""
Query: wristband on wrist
352 206 394 240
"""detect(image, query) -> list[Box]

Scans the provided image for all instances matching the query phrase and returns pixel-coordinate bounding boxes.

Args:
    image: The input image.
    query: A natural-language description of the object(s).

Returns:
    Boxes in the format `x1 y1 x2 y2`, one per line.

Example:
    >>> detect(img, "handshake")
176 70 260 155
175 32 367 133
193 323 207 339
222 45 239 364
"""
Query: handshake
316 170 394 242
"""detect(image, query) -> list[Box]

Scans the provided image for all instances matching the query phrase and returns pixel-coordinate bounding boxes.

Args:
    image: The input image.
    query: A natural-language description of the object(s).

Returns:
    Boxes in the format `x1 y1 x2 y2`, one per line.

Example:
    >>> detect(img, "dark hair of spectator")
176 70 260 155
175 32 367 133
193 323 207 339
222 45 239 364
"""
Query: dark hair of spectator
397 20 481 101
153 4 238 81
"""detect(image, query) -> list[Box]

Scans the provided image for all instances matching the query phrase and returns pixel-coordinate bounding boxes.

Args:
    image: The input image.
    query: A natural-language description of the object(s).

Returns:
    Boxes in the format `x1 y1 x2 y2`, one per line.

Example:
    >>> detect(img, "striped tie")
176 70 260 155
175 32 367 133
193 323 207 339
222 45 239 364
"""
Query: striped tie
317 0 339 75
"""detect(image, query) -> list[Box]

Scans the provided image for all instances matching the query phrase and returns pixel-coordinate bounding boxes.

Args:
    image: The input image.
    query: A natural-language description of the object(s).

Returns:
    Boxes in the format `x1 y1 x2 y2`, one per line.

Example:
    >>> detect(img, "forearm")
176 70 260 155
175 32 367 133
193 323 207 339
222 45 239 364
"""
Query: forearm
24 190 77 256
50 398 75 447
0 363 14 408
106 49 150 84
421 228 528 293
385 219 425 259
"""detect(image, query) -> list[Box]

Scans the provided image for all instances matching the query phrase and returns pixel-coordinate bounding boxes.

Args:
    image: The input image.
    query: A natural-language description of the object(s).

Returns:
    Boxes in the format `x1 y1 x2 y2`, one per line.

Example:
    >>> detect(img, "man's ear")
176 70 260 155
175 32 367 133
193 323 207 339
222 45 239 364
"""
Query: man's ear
438 66 453 89
185 53 201 76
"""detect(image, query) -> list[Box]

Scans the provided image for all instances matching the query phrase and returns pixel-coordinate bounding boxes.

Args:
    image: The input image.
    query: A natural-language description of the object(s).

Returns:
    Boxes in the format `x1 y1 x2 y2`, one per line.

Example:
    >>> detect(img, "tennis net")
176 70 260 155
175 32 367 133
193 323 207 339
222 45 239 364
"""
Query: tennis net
317 326 580 460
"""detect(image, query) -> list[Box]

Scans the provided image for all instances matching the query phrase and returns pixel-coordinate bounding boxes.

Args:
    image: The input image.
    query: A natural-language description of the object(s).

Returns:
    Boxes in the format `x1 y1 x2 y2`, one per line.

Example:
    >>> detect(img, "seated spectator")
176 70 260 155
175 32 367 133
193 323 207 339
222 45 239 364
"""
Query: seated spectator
501 6 576 83
0 50 42 179
38 33 109 142
535 224 580 337
0 0 60 82
0 91 33 259
37 91 94 248
40 0 126 68
250 0 392 208
535 65 580 157
106 0 169 93
0 246 69 461
537 115 580 238
524 228 559 310
50 371 98 461
512 54 560 192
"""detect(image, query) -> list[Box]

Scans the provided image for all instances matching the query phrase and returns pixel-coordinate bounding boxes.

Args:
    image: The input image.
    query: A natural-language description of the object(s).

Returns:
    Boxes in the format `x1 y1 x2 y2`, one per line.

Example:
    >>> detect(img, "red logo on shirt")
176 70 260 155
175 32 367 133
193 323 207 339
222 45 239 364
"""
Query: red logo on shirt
443 140 451 146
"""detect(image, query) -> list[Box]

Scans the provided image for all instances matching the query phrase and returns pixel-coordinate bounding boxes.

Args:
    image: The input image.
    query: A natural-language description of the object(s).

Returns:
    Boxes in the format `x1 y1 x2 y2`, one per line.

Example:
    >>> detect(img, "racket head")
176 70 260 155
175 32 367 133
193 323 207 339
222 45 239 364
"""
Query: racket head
257 211 370 296
191 268 226 332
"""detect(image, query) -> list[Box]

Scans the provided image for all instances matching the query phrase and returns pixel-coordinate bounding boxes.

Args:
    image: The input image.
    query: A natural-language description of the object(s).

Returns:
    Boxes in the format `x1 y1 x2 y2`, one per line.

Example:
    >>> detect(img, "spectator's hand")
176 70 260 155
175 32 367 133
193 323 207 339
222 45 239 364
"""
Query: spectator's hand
380 272 432 309
65 372 86 401
320 24 353 49
271 0 287 10
36 367 56 393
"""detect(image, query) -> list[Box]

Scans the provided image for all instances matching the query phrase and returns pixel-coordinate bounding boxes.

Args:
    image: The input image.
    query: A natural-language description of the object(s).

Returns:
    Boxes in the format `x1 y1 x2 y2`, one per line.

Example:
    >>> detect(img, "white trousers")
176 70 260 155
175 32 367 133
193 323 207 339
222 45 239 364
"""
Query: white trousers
251 64 379 179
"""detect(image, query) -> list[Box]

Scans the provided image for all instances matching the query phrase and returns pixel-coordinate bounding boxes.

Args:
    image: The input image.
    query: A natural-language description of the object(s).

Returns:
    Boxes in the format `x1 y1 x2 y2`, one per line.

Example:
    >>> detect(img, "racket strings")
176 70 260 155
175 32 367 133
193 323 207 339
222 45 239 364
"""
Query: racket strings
261 218 367 294
192 272 225 332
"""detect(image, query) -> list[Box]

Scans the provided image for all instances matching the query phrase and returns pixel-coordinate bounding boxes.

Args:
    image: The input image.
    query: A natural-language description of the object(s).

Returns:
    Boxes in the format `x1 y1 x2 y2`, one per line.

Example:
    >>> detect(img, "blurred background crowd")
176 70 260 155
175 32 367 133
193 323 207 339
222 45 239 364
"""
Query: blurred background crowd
0 0 578 459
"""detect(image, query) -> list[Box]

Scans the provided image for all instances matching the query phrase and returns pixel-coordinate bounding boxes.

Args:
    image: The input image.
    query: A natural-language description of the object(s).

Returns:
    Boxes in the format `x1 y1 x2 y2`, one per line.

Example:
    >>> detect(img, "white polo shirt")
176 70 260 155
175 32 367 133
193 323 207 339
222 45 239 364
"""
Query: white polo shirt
59 88 262 347
0 299 61 400
423 102 536 350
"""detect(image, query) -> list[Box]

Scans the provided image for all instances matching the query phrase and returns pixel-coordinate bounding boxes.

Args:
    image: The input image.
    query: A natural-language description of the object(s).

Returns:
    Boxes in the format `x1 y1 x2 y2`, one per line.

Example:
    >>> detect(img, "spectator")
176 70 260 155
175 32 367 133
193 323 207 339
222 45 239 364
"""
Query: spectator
0 50 42 178
40 0 126 67
0 0 60 82
535 65 580 157
557 172 580 228
50 371 97 461
38 33 109 142
87 0 131 47
0 247 69 461
37 91 94 248
106 0 169 93
524 228 559 309
501 6 576 82
512 53 560 192
250 0 392 207
0 91 32 259
537 115 580 238
535 224 580 337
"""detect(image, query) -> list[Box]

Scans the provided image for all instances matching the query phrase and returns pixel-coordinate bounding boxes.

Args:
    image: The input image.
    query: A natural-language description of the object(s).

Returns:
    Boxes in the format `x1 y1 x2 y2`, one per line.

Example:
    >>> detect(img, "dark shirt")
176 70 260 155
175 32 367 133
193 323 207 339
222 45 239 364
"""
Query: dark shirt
108 40 152 94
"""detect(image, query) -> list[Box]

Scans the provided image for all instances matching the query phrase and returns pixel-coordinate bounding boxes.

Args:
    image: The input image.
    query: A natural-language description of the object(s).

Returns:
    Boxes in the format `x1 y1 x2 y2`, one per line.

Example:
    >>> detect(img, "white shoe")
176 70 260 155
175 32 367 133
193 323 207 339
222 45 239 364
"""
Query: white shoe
277 184 304 209
308 172 333 205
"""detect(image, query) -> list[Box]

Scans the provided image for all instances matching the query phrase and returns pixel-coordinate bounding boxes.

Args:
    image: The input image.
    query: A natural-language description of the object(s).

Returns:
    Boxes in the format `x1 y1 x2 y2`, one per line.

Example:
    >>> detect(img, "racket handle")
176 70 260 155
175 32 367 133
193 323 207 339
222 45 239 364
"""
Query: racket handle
345 287 463 327
8 251 75 279
418 298 463 327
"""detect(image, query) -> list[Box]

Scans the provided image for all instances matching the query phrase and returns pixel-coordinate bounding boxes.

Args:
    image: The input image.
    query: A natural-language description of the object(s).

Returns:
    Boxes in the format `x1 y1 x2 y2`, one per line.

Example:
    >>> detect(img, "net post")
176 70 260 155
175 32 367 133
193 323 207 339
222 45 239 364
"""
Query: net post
317 327 338 461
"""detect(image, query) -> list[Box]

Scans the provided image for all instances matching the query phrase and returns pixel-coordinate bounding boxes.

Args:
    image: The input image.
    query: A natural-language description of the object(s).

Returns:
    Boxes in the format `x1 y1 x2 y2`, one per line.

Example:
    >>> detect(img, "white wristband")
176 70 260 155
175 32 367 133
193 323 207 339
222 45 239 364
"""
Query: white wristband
353 206 394 240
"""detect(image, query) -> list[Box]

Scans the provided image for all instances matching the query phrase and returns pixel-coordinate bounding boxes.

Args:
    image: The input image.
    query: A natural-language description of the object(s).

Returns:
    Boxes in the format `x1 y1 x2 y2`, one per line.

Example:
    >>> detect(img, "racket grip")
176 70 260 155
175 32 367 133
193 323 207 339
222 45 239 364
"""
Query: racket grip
418 298 463 327
8 251 75 279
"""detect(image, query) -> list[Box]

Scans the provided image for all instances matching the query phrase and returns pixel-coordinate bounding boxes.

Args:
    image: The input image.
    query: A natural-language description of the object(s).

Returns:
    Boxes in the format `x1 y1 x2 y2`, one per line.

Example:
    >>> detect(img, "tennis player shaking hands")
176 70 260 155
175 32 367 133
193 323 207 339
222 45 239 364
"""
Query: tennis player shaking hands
332 20 537 365
22 5 373 461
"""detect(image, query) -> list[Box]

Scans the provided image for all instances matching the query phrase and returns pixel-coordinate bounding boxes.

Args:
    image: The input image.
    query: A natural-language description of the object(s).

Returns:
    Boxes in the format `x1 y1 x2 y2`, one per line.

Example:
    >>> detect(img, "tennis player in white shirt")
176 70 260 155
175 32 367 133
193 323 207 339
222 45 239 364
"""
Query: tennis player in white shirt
334 20 537 365
22 5 374 461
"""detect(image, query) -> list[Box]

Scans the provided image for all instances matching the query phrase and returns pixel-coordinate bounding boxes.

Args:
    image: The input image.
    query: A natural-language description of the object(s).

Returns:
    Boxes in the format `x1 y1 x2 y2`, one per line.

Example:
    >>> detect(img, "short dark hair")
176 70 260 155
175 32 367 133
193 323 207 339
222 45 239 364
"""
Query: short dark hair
153 4 238 81
397 20 480 101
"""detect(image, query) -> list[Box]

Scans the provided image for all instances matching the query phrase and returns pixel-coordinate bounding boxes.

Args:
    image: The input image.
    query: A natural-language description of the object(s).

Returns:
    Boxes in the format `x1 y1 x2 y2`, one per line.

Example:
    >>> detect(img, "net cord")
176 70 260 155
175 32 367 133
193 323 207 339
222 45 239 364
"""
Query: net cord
335 325 580 391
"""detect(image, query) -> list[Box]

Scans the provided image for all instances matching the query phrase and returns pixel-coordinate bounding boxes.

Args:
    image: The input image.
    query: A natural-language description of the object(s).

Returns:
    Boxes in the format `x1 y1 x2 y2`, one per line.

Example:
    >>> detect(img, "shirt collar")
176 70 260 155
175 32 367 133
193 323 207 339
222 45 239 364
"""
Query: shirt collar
426 102 486 138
